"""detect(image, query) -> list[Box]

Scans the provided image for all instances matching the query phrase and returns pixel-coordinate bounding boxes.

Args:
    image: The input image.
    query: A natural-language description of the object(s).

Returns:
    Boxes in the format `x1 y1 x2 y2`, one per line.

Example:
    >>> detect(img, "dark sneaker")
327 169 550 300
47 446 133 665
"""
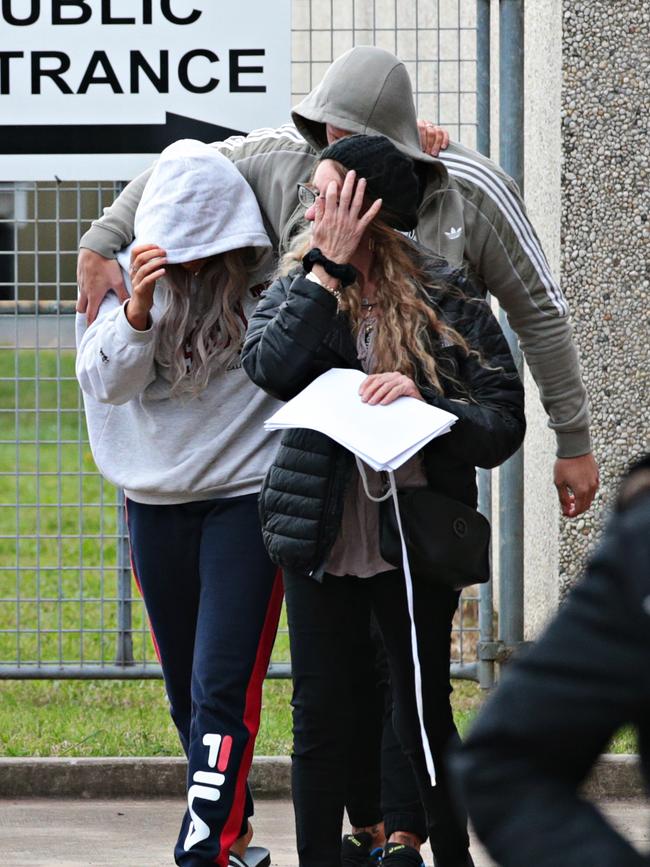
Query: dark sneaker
341 832 383 867
381 842 425 867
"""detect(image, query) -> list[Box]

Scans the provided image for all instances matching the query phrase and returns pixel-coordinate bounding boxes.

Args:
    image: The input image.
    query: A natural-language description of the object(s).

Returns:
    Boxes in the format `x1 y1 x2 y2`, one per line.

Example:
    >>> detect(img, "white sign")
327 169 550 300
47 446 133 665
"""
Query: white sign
0 0 292 180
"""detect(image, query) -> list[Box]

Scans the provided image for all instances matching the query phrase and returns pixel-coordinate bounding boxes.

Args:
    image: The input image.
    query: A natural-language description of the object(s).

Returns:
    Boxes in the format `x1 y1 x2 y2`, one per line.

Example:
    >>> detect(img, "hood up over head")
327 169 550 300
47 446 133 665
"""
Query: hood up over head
117 138 271 272
292 46 446 176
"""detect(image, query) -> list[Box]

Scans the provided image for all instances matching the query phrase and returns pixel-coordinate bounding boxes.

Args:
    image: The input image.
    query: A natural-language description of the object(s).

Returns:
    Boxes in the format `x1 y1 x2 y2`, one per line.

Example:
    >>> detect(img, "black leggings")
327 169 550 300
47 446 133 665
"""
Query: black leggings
284 568 469 867
345 616 429 844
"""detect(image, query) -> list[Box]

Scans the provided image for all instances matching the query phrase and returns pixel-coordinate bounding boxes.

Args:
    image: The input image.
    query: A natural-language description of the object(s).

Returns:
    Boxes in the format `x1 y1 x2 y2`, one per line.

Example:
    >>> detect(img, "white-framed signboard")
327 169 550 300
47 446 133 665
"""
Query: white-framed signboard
0 0 292 180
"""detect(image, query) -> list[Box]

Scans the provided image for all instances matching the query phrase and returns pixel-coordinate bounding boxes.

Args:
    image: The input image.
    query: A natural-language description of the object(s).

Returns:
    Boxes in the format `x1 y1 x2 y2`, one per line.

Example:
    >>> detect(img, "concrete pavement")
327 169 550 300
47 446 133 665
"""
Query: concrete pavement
1 796 649 866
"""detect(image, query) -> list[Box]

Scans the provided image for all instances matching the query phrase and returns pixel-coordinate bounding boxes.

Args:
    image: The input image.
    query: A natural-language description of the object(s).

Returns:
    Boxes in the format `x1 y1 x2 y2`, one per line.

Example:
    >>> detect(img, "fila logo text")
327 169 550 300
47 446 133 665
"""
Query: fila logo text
184 733 233 851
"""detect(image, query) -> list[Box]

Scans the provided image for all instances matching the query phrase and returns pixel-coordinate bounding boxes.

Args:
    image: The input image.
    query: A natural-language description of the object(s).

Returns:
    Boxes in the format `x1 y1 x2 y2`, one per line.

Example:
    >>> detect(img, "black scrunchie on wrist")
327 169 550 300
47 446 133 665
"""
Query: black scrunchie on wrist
302 248 358 288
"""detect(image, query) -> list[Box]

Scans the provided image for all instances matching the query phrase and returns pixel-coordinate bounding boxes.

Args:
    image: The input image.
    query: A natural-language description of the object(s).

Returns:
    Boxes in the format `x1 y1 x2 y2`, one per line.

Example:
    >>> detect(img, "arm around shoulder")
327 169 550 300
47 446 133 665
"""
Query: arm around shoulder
79 166 153 257
463 197 599 511
77 167 154 324
464 188 591 460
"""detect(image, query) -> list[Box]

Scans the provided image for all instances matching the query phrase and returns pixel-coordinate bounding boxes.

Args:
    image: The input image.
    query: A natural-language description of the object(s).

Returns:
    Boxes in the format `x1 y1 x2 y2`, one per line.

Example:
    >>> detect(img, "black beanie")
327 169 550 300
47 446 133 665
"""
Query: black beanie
319 134 419 231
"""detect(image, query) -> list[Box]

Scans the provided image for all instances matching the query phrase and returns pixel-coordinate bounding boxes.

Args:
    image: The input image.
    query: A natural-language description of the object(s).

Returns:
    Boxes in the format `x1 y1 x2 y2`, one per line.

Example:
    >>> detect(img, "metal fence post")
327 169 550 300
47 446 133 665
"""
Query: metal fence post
111 178 135 670
114 491 134 667
477 0 491 158
476 0 495 688
498 0 525 655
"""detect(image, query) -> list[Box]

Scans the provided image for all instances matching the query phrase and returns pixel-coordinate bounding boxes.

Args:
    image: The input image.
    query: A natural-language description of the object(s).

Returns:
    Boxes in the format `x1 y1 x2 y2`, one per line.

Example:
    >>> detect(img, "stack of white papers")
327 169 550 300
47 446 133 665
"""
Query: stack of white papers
264 368 457 471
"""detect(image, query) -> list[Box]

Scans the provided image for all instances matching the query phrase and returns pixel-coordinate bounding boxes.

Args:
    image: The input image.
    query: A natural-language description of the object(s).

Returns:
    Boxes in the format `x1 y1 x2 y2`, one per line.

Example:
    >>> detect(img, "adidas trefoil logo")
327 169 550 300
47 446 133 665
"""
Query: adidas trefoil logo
444 226 463 240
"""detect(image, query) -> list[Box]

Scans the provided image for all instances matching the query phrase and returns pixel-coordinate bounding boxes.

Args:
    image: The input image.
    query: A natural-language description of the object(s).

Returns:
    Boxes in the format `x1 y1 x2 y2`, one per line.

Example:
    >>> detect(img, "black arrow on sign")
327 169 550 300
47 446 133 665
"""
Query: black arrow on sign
0 113 245 155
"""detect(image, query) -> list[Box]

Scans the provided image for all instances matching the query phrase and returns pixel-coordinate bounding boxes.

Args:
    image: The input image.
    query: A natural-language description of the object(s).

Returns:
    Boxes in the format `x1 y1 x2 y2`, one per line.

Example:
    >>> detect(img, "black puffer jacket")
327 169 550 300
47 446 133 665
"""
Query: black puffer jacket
242 254 525 579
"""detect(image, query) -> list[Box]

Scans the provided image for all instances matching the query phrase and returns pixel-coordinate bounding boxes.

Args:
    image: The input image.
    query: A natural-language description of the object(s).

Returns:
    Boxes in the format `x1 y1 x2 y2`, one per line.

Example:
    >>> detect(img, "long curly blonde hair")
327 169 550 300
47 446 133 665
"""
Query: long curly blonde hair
280 217 472 394
155 249 250 397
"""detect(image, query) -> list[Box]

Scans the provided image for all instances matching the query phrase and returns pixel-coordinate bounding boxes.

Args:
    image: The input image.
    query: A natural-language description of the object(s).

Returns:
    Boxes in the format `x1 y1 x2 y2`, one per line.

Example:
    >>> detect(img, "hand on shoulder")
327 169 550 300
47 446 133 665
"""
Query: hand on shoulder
76 248 129 325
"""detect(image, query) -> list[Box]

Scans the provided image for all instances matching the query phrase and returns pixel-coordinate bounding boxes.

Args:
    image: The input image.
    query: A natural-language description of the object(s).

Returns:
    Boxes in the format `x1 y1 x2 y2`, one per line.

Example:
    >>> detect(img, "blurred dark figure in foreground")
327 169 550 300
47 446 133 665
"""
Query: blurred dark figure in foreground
454 454 650 867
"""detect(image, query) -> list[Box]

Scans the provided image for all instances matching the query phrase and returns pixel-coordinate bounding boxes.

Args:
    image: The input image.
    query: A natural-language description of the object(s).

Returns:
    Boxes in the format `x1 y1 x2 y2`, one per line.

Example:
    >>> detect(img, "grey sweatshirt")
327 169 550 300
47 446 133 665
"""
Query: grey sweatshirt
76 140 282 504
79 47 591 458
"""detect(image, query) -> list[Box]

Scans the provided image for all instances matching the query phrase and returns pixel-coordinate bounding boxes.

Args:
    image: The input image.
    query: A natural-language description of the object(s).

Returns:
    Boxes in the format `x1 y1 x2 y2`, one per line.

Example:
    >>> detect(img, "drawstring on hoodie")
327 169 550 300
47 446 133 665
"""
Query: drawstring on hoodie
355 455 437 786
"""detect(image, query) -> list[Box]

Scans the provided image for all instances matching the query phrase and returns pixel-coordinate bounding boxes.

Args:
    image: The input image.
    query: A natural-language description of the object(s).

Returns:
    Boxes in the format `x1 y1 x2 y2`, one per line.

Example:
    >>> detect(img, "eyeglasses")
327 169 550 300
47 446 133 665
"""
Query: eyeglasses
297 183 318 208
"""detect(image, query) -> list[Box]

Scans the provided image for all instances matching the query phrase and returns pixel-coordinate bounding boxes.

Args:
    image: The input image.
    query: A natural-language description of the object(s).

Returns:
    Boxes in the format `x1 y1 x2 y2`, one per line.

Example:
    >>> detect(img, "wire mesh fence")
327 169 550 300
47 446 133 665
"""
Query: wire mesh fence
0 0 482 679
292 0 478 146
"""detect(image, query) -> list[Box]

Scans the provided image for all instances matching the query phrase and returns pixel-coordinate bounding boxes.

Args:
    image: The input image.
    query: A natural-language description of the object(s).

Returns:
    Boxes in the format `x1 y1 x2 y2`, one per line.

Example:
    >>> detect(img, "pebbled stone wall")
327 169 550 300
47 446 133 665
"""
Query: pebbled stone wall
559 0 650 593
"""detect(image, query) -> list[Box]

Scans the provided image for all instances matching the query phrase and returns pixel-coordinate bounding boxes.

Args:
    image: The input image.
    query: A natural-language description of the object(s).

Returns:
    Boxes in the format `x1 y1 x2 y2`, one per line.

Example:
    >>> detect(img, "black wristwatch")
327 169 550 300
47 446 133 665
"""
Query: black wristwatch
302 248 358 288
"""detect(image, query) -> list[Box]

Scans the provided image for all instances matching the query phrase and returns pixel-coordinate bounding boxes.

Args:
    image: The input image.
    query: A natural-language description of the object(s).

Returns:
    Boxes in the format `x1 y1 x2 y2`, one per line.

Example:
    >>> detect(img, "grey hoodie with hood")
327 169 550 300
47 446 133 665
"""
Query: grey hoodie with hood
76 139 281 504
79 46 590 459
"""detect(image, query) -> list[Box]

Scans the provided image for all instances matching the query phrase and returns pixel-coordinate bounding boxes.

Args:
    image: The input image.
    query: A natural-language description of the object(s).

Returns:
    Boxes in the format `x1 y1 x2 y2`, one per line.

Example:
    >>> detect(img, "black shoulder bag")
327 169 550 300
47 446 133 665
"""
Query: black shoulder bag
379 487 491 590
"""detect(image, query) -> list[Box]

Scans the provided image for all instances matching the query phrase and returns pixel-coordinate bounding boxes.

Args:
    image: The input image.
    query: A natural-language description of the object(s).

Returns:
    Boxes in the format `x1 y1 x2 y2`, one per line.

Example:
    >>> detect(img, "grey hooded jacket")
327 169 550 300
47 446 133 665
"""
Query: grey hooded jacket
76 141 281 504
79 46 590 458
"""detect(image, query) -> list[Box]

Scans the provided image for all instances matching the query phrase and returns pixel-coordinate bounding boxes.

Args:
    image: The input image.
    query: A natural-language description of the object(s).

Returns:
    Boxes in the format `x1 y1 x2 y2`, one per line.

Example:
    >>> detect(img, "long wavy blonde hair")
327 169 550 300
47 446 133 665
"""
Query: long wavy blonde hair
154 250 250 397
281 200 473 394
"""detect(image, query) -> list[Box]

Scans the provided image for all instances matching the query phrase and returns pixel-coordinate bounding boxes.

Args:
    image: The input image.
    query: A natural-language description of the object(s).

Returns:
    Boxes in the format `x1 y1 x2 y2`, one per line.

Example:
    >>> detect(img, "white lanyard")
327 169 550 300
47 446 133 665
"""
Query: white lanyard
356 456 437 786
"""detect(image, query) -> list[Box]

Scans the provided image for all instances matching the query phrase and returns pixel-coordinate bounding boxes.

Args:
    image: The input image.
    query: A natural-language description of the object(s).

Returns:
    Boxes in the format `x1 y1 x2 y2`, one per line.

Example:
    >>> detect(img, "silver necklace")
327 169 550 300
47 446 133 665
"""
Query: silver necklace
360 298 379 316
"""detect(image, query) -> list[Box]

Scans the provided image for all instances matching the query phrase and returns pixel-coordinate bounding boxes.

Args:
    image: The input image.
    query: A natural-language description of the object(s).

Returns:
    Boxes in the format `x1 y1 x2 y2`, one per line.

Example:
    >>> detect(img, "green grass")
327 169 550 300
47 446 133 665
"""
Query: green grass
608 727 638 755
0 678 293 757
0 679 482 758
0 677 637 758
